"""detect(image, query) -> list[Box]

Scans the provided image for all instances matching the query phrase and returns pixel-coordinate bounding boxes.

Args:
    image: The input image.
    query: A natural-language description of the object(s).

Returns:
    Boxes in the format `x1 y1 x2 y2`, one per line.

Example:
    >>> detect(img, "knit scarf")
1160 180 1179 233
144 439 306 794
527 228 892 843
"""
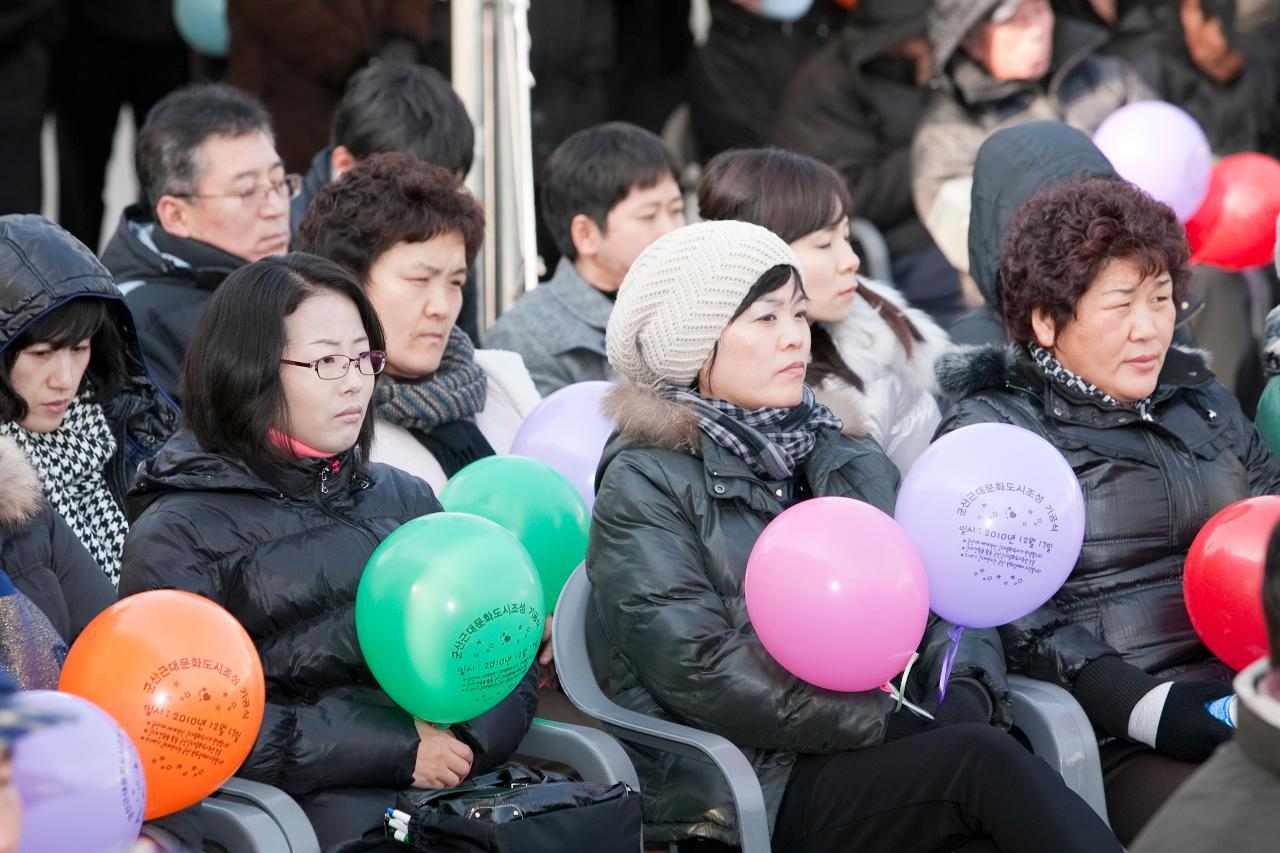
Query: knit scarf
0 395 126 585
671 385 842 480
373 327 495 477
1028 342 1155 421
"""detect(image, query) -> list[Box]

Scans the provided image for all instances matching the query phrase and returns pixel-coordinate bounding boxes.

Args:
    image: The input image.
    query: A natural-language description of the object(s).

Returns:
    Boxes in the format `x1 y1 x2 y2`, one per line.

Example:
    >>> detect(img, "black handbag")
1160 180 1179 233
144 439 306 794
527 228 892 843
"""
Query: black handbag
385 763 641 853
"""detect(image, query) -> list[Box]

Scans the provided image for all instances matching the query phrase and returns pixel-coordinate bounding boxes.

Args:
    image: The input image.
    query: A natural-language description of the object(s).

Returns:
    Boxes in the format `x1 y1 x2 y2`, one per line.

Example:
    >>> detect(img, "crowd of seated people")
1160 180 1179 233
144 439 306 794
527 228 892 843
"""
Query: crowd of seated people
5 2 1280 849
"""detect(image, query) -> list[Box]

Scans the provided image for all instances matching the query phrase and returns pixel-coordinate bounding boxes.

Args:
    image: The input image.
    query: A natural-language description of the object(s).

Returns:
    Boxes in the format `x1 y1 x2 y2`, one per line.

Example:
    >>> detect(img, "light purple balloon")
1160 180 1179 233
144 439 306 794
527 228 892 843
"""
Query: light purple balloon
13 690 146 853
510 381 615 511
894 424 1086 629
1093 100 1212 222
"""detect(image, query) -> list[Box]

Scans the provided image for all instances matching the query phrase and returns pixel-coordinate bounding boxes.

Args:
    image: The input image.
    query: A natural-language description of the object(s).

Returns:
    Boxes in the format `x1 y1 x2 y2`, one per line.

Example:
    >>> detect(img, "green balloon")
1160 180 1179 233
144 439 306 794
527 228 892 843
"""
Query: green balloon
355 512 543 725
1258 377 1280 458
439 456 590 614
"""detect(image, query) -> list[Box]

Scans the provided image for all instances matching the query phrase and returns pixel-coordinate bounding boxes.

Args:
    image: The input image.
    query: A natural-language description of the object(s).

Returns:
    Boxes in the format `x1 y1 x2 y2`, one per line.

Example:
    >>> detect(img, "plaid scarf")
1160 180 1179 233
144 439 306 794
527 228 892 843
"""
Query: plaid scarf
374 328 488 430
1028 342 1154 421
0 394 126 585
671 385 842 480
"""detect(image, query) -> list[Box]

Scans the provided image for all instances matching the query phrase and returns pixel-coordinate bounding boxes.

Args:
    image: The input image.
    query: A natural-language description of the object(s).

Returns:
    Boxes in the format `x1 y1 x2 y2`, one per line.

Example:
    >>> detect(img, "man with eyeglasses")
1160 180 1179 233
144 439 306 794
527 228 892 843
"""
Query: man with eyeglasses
101 83 296 402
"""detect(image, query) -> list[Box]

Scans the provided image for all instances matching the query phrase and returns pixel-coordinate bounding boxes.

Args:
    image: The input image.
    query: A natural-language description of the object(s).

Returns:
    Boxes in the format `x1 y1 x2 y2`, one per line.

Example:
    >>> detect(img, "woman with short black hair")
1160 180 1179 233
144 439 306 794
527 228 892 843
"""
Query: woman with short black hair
0 214 176 584
119 253 539 853
937 175 1280 844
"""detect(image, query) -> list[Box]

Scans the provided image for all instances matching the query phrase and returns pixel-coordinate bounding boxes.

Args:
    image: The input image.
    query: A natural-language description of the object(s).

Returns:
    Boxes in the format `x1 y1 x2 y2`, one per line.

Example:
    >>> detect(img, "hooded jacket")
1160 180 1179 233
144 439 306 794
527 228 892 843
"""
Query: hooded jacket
119 430 540 849
911 3 1151 266
0 214 178 509
0 434 113 647
1130 658 1280 853
586 382 1011 845
100 204 244 402
771 0 932 258
935 343 1280 735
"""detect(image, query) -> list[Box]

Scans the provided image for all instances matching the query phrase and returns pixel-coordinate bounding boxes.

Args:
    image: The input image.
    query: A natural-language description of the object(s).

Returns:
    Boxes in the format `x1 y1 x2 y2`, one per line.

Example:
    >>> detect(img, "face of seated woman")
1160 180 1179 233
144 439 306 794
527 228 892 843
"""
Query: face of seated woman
8 338 91 433
1030 257 1176 404
279 290 376 455
365 233 467 380
697 277 811 410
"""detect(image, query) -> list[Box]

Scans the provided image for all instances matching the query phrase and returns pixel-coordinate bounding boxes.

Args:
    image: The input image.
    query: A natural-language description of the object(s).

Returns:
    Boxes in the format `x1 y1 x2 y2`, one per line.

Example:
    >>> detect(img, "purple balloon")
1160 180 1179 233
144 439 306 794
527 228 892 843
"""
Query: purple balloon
510 381 615 511
13 690 146 853
1093 101 1212 222
894 424 1086 629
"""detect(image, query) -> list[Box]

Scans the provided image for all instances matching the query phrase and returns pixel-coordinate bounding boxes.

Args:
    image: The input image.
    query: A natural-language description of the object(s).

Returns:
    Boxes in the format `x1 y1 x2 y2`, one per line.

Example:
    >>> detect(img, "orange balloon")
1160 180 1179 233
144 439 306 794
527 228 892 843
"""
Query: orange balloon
59 590 266 819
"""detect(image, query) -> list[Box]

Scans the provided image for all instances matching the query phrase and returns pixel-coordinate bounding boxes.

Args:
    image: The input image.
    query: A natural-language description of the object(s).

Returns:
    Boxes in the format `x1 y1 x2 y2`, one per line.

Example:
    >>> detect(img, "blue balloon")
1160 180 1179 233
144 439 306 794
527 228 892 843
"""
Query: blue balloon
758 0 813 21
173 0 229 57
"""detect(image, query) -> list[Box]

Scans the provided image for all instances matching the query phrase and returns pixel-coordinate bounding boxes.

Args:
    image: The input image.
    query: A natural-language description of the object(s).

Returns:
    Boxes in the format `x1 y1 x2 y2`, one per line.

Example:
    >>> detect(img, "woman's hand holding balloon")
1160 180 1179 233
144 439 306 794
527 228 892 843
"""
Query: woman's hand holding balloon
412 720 474 789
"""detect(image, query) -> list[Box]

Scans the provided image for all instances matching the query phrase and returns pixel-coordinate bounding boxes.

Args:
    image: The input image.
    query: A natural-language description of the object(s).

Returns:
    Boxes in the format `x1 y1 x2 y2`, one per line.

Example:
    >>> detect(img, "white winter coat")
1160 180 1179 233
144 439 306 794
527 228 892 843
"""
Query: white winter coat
371 349 542 492
814 277 951 474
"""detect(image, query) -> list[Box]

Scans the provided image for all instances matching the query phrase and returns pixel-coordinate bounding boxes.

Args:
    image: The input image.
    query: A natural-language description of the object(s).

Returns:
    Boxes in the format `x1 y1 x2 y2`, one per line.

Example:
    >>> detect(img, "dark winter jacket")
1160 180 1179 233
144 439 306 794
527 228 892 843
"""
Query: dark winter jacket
0 214 178 508
951 121 1117 346
0 434 113 646
911 4 1151 246
586 382 1010 845
226 0 430 173
118 430 539 848
101 203 243 403
771 0 932 258
936 344 1280 737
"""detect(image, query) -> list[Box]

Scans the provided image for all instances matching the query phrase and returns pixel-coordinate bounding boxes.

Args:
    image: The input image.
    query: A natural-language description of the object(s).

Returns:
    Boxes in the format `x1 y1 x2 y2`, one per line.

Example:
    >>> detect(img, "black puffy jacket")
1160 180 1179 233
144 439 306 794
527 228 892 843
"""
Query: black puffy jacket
0 214 178 509
118 430 539 848
936 344 1280 701
587 383 1010 845
0 433 113 645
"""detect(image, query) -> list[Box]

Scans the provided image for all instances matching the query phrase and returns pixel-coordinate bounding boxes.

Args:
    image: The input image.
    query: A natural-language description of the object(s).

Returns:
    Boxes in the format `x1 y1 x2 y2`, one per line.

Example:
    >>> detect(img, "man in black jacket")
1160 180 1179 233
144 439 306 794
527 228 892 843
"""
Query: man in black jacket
100 84 292 402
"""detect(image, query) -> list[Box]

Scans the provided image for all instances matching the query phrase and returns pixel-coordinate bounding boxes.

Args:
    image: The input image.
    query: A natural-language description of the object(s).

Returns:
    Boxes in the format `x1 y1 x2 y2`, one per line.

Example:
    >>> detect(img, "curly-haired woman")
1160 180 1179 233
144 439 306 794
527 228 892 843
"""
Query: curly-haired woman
936 175 1280 844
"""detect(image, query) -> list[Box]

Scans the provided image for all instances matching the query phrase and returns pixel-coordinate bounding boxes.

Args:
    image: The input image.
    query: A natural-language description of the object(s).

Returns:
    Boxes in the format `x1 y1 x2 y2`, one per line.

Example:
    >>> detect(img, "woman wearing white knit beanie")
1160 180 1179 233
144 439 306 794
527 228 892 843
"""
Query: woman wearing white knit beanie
587 220 1120 852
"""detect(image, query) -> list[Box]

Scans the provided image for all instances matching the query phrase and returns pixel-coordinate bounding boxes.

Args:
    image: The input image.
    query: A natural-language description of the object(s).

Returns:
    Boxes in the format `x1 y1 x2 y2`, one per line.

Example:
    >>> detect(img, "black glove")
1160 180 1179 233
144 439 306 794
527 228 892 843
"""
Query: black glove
1153 681 1234 762
883 682 992 742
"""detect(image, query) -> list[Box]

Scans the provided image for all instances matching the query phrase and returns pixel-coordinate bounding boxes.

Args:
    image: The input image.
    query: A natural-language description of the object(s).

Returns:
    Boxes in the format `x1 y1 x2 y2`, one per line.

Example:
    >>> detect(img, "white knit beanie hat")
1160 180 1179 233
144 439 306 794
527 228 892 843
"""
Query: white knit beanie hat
605 220 800 387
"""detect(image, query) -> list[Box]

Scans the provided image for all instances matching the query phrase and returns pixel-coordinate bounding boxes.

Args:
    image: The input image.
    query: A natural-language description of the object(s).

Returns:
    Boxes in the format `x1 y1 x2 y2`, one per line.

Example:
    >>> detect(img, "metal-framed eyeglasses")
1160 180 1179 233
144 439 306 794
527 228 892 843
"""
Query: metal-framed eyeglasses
171 174 303 208
280 350 388 380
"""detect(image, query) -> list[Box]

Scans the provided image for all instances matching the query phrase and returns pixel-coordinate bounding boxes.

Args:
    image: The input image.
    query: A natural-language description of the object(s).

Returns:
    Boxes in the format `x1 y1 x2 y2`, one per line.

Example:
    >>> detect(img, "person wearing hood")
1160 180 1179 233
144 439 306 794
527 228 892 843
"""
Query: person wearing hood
0 214 177 585
771 0 965 327
1130 518 1280 853
299 152 541 493
588 219 1122 852
911 0 1152 275
101 83 295 403
697 148 951 474
119 253 539 853
936 174 1280 844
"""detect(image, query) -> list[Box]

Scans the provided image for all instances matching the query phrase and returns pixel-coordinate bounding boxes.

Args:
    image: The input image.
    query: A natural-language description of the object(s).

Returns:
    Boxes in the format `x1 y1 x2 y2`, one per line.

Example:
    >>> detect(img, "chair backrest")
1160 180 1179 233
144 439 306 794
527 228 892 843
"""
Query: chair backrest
554 563 618 719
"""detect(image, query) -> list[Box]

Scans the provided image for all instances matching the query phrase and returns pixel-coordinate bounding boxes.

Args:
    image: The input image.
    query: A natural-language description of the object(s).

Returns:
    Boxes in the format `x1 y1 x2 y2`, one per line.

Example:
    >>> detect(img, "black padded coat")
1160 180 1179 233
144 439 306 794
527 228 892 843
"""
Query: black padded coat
119 430 539 851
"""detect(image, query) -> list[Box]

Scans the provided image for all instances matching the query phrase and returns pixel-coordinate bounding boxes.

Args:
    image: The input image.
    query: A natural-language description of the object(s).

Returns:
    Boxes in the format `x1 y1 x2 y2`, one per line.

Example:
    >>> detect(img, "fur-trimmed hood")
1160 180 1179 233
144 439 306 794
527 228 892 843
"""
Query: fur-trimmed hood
0 434 44 528
935 342 1215 400
602 381 703 454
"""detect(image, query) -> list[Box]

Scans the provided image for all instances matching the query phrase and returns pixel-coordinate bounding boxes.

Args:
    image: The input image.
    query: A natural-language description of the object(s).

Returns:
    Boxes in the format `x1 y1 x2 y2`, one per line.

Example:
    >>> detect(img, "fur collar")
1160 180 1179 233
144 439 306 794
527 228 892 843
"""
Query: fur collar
603 382 702 453
935 343 1216 399
0 434 45 527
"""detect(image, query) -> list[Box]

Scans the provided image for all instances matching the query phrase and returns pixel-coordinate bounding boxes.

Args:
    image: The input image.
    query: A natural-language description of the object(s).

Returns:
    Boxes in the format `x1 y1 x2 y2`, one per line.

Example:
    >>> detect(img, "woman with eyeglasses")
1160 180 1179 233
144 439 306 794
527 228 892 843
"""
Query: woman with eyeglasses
118 253 540 853
298 151 540 492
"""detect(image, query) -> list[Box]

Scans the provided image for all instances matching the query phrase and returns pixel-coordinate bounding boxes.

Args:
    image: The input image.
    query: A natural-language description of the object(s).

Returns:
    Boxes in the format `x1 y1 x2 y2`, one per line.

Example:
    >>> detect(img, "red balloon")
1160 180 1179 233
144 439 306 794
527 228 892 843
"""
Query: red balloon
1185 153 1280 271
1183 497 1280 671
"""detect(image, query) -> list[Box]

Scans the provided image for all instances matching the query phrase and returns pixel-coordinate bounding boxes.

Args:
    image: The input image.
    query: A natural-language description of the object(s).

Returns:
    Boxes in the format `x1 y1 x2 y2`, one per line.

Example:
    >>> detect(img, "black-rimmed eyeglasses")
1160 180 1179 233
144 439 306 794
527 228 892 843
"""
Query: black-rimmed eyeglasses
172 174 303 208
280 351 387 380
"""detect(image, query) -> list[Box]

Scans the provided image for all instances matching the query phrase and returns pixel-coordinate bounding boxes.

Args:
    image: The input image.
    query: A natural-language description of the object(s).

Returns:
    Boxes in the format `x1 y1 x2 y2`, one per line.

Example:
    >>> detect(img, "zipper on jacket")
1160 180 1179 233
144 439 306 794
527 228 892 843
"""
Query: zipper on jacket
314 466 379 548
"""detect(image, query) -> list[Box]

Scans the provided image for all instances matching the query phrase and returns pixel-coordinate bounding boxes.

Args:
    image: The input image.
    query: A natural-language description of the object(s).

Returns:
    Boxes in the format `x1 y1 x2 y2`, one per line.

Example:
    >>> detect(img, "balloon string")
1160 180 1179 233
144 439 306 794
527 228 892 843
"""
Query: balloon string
937 625 966 703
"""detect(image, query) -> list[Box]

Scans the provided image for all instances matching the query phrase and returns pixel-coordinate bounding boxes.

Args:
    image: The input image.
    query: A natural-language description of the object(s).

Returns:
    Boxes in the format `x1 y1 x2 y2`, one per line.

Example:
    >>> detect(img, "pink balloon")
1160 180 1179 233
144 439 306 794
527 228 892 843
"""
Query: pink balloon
895 423 1086 629
745 497 930 692
510 381 615 511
